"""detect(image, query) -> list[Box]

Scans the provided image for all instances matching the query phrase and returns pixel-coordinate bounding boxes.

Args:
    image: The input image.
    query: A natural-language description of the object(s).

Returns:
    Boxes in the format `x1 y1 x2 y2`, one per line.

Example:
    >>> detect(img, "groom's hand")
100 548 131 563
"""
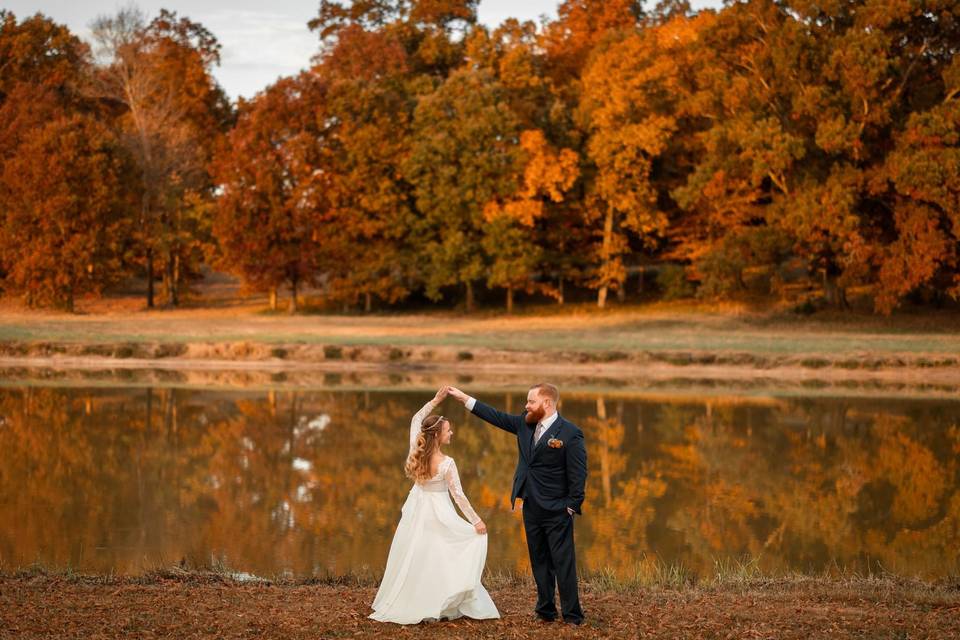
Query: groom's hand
447 387 469 404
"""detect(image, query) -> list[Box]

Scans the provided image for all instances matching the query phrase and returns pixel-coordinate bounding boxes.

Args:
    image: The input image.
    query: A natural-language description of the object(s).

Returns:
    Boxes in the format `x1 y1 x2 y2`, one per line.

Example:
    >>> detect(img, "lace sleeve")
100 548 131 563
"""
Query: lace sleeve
443 458 481 525
409 398 440 454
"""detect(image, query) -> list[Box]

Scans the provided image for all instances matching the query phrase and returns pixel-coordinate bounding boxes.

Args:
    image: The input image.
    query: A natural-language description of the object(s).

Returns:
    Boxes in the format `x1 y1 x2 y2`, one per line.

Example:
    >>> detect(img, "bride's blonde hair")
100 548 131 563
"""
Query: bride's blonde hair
405 415 445 481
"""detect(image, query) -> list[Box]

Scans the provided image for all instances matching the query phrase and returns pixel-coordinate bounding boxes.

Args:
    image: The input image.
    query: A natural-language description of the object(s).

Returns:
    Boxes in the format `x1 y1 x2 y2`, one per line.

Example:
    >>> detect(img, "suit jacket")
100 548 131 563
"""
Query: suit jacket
470 399 587 514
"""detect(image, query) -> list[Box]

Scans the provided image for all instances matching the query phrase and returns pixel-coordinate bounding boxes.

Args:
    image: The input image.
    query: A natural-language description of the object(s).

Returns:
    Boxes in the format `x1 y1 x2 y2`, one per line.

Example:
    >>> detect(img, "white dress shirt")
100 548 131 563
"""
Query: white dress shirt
533 410 559 445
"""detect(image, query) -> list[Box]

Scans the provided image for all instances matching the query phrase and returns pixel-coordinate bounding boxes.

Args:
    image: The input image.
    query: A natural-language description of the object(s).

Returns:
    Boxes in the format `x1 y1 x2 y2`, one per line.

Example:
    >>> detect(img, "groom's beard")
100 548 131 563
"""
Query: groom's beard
525 407 546 424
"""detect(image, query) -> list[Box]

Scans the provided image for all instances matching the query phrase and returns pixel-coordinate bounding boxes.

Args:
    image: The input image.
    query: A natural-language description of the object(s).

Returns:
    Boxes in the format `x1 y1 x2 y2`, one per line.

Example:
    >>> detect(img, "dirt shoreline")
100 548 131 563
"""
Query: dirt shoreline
2 339 960 398
3 571 958 639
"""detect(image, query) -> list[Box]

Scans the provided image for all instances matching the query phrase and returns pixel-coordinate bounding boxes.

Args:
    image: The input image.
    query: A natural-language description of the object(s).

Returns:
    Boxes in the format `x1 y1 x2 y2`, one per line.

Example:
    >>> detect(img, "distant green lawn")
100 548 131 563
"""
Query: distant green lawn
1 310 957 355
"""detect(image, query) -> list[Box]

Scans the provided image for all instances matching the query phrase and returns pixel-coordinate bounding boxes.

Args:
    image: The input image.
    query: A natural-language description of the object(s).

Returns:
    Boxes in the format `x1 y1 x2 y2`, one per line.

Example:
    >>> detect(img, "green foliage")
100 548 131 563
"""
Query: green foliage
695 227 793 299
656 264 695 301
403 67 522 308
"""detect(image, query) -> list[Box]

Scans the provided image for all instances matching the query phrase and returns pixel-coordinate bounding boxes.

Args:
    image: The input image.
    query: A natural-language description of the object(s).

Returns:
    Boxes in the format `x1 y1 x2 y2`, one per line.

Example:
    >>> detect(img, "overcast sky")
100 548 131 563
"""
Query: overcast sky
5 1 723 100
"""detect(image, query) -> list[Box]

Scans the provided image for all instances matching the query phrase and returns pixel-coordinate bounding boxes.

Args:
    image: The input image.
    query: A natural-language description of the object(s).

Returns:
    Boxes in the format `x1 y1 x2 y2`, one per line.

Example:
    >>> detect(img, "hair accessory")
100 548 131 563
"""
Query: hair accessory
424 415 444 431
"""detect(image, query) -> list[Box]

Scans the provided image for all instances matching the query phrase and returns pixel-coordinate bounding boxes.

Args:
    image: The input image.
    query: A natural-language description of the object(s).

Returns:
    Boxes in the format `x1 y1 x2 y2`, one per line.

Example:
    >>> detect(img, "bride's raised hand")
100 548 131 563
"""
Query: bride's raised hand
474 520 487 535
433 385 449 403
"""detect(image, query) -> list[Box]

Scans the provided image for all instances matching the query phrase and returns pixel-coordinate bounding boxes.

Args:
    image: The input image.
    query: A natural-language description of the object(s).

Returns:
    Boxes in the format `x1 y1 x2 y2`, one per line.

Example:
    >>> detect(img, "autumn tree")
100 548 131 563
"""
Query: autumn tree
404 67 522 311
91 8 231 308
311 0 477 76
0 12 135 309
212 72 331 312
672 0 960 312
313 26 417 311
0 113 134 310
481 130 581 311
0 10 90 103
579 15 712 307
540 0 643 91
463 21 584 309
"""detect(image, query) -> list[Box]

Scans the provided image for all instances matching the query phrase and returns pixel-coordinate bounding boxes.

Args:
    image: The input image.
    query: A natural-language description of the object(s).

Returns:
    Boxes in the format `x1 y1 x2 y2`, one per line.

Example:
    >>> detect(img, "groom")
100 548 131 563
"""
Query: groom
448 383 587 625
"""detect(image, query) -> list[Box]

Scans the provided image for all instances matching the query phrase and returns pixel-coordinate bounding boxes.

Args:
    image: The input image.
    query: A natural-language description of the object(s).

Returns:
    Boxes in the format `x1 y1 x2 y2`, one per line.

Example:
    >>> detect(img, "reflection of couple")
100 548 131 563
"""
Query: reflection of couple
369 383 588 626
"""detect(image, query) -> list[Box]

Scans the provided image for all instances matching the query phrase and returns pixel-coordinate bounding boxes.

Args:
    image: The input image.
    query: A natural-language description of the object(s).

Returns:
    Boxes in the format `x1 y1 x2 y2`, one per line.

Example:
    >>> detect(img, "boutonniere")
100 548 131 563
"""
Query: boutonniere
547 438 564 449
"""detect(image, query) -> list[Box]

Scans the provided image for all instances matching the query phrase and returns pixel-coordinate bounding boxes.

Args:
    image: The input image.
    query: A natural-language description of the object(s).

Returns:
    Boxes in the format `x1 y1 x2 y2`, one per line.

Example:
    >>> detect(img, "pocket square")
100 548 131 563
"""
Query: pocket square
547 438 563 449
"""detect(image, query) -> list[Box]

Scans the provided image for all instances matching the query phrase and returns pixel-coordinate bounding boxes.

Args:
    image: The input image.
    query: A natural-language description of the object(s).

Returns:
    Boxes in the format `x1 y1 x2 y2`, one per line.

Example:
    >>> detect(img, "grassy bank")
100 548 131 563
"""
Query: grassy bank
4 562 958 639
2 304 960 385
3 302 960 353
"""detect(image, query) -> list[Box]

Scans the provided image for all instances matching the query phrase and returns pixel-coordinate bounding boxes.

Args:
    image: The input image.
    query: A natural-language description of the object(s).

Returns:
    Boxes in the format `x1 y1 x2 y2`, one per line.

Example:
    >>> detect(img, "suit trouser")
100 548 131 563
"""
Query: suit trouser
521 496 584 623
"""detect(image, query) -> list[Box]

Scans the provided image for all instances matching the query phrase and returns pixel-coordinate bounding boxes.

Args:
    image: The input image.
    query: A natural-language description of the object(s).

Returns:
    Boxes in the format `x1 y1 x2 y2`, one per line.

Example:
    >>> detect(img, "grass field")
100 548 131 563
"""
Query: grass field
2 299 960 354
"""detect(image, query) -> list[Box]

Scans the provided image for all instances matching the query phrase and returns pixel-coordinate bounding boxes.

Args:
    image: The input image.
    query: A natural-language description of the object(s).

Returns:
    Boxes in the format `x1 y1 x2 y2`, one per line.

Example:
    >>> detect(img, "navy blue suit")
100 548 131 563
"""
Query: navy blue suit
470 399 587 623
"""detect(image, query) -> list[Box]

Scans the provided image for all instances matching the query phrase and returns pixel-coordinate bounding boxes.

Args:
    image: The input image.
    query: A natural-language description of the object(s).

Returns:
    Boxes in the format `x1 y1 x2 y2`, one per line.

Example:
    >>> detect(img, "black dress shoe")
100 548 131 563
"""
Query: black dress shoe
535 614 557 623
563 618 583 626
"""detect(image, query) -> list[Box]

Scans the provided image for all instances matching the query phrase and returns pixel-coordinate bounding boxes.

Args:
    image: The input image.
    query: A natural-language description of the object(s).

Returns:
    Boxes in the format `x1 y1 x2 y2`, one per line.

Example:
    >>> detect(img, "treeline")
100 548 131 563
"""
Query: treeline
1 1 958 314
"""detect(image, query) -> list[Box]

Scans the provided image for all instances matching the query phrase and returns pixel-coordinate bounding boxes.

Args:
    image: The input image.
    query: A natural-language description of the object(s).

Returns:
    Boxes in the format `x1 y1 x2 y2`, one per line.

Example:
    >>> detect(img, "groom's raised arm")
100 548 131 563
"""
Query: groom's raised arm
448 387 522 435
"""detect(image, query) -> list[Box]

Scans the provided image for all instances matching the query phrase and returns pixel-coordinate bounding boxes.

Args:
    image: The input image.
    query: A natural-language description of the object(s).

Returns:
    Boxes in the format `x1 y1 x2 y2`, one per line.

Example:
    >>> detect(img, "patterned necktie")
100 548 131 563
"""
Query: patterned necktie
534 422 546 445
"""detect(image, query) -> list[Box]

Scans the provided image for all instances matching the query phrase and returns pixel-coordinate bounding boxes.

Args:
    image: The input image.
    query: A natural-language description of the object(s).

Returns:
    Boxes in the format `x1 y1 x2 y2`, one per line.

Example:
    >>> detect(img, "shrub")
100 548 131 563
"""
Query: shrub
657 265 695 300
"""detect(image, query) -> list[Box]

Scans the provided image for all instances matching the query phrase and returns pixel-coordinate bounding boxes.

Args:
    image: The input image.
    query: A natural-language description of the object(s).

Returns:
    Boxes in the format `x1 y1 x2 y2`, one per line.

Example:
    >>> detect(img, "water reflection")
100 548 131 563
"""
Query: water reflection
0 386 957 579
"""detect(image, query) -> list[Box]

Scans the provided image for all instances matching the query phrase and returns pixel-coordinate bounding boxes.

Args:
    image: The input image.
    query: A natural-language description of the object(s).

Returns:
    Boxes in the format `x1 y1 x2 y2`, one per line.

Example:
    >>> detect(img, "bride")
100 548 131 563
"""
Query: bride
369 386 500 624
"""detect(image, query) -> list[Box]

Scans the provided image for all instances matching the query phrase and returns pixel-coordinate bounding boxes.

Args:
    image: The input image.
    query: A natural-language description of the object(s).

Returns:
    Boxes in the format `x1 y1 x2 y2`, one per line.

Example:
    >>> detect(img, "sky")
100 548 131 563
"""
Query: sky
5 1 723 100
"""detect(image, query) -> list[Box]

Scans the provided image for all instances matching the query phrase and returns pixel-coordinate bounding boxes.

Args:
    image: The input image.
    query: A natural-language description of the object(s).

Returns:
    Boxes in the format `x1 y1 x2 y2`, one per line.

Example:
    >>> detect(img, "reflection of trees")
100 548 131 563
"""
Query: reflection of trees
0 388 957 579
578 397 667 570
645 399 959 578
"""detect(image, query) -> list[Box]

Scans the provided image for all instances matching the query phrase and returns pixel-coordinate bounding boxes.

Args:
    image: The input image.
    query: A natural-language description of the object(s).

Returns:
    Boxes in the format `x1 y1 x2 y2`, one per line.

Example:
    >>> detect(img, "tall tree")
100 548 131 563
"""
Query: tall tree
316 25 418 311
0 12 135 309
0 113 133 310
466 21 584 309
212 72 331 312
91 8 230 308
404 67 522 311
579 17 708 307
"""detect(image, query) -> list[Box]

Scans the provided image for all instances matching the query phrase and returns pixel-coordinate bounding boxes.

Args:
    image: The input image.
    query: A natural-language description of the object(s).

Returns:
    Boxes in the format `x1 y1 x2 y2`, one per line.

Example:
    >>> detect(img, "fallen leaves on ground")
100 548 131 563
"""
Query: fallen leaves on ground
2 572 958 639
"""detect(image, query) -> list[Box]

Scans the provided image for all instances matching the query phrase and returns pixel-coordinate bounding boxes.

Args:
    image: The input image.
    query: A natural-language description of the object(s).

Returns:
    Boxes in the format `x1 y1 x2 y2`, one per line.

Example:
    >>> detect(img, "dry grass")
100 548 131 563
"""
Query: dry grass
4 285 960 396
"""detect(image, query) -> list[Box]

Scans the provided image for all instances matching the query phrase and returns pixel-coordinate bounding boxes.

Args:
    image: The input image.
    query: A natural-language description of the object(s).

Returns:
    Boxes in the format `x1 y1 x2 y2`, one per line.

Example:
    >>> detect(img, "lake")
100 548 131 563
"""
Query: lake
1 380 957 580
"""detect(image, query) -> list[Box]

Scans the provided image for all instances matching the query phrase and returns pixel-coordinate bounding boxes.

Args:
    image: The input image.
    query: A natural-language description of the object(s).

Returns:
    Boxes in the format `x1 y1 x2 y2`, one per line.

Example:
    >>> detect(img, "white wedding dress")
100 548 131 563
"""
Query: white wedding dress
369 398 500 624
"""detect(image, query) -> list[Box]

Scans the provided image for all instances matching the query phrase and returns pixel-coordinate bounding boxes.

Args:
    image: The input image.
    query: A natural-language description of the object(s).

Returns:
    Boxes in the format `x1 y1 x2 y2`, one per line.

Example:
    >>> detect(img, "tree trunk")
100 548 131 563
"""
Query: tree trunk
465 280 474 313
269 287 278 311
558 277 565 305
823 270 849 309
638 266 645 295
506 285 514 314
364 291 372 313
65 282 75 314
289 278 298 314
163 253 174 307
597 208 615 309
146 248 155 308
166 250 179 307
